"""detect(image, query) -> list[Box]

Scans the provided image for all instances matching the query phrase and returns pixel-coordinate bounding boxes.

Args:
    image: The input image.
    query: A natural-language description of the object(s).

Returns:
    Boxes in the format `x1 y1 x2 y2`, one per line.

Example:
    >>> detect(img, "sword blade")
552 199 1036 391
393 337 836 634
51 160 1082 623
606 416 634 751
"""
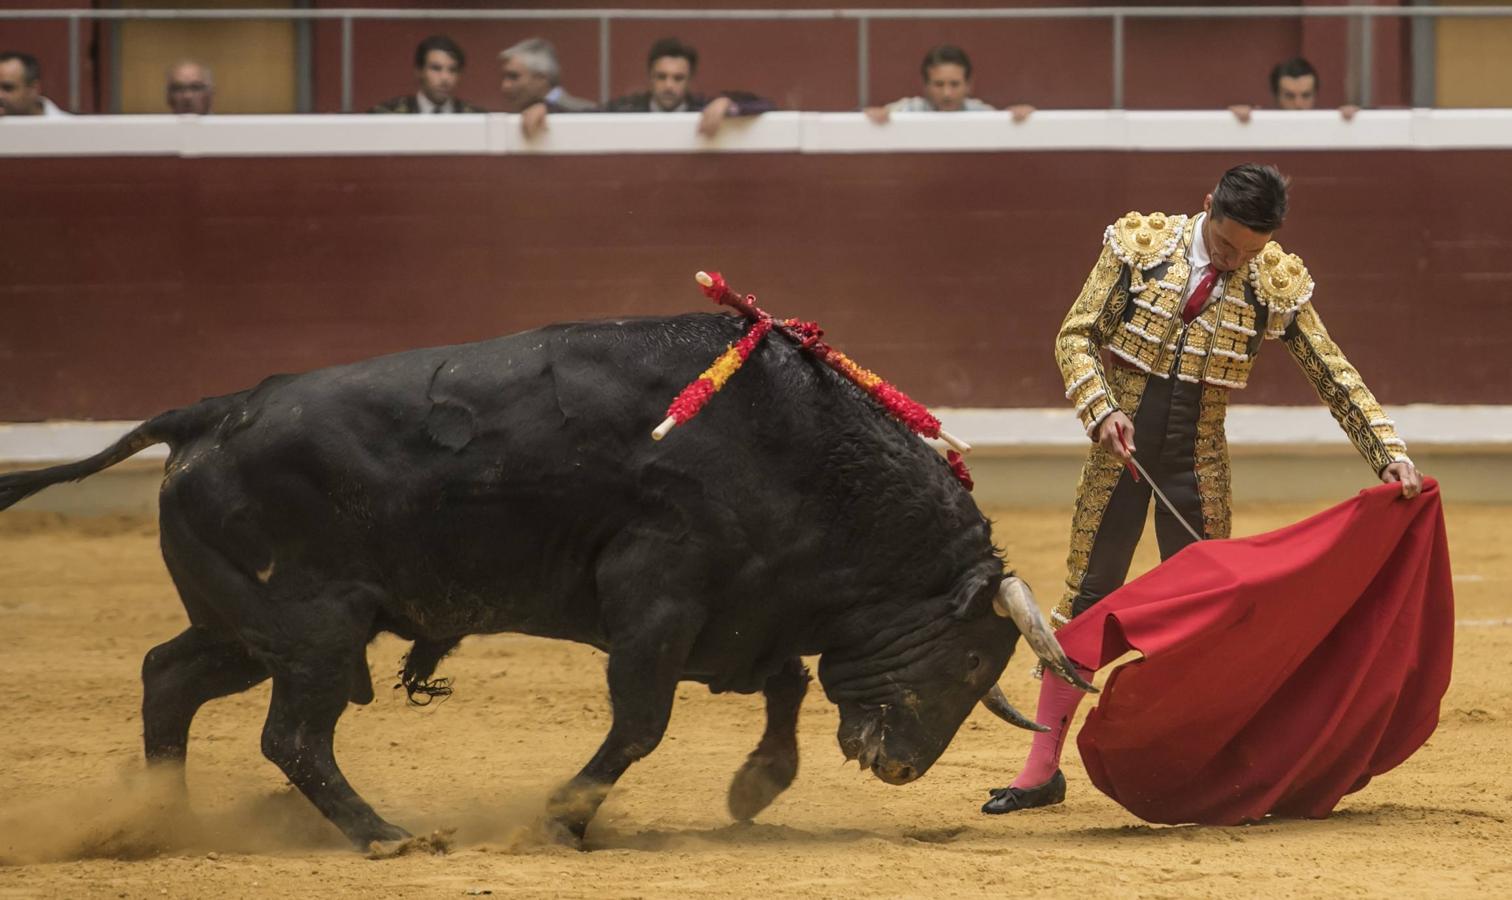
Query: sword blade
1127 455 1204 543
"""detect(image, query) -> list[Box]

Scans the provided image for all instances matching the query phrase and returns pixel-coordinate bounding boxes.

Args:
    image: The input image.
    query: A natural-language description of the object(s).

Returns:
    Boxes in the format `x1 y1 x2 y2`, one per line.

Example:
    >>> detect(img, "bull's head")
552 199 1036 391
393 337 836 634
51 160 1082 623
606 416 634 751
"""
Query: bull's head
819 574 1095 785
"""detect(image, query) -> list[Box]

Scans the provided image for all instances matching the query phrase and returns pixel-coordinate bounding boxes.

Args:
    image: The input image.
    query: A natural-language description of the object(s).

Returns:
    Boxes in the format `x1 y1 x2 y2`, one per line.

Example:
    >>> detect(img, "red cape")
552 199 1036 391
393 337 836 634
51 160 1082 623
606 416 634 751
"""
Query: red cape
1054 479 1454 825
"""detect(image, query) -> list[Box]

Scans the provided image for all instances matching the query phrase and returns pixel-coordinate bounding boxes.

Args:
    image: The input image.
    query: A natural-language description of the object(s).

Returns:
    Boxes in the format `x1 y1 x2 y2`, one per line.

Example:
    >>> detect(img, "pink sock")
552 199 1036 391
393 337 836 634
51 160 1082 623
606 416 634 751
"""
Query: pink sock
1009 666 1094 789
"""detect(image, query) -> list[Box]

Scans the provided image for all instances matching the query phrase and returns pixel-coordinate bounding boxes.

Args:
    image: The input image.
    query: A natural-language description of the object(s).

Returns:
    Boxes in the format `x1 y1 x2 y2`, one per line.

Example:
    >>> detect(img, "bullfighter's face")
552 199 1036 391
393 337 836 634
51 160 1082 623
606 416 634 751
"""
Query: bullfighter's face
819 575 1019 784
1201 195 1274 273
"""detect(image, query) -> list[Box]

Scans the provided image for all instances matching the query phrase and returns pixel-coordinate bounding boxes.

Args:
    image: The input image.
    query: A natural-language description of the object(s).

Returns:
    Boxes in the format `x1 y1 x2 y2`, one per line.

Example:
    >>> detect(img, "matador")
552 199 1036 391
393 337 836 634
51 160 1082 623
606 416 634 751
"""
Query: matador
983 163 1423 814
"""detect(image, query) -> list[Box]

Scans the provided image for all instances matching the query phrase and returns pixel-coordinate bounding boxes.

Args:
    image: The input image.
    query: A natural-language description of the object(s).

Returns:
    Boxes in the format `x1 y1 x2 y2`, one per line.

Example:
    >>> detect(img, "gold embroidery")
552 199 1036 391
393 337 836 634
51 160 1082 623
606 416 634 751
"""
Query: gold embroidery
1053 224 1408 630
1056 242 1129 434
1105 216 1194 377
1283 302 1407 473
1055 366 1149 626
1251 241 1315 338
1194 386 1232 539
1107 211 1187 271
1197 275 1256 388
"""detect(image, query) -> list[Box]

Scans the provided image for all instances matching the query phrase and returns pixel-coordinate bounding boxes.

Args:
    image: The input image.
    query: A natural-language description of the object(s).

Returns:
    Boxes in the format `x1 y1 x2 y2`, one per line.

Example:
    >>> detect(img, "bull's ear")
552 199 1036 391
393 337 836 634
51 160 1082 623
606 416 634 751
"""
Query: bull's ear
947 568 1001 620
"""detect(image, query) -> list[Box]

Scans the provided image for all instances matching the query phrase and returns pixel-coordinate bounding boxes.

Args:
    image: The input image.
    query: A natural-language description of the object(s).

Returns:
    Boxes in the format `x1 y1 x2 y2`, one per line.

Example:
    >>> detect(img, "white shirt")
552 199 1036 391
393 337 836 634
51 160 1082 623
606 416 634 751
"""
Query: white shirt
415 93 454 114
40 97 71 118
1182 212 1224 311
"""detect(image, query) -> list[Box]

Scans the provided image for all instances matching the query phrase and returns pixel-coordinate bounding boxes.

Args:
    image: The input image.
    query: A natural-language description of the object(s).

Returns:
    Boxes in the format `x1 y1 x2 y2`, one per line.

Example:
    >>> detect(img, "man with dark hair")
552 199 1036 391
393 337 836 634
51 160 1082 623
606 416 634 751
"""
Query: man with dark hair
370 35 485 114
1231 56 1358 122
499 37 596 138
982 163 1421 814
865 44 1032 124
605 37 774 137
0 51 68 117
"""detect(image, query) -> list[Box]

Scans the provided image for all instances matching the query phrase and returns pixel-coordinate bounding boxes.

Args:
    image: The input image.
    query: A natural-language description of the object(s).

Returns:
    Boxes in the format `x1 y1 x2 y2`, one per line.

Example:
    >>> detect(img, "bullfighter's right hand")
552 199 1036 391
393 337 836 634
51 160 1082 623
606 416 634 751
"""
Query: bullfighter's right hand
1096 411 1136 464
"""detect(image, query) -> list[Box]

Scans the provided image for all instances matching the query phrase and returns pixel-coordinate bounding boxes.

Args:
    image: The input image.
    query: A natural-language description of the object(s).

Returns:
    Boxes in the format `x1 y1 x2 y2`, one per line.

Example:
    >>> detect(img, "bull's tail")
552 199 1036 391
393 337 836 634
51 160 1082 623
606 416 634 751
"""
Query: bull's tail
0 400 232 512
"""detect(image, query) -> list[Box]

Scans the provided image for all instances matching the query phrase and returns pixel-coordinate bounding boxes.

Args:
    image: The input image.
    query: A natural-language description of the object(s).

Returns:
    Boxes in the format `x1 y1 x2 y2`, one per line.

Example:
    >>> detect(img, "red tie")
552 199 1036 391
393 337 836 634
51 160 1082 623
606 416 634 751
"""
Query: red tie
1182 268 1218 323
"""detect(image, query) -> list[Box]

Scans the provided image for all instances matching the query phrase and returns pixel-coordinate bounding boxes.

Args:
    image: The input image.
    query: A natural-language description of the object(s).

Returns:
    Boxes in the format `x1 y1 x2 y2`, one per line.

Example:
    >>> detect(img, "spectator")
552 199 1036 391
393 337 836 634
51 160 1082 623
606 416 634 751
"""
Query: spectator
370 35 484 114
605 38 774 138
498 38 596 138
1230 57 1359 123
166 60 214 115
0 51 69 117
865 45 1032 125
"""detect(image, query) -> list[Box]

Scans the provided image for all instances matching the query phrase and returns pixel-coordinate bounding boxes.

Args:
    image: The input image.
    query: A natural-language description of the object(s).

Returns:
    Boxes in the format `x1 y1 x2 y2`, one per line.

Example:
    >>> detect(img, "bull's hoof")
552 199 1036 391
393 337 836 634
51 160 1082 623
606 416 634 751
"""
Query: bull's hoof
545 780 608 849
365 828 452 860
727 752 798 822
539 815 588 850
352 820 412 854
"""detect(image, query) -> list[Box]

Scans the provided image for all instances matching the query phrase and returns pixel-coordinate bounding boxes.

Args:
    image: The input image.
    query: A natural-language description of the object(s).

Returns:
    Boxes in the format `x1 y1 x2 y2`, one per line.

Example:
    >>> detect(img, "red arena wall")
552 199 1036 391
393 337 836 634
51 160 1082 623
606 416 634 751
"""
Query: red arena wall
2 147 1504 421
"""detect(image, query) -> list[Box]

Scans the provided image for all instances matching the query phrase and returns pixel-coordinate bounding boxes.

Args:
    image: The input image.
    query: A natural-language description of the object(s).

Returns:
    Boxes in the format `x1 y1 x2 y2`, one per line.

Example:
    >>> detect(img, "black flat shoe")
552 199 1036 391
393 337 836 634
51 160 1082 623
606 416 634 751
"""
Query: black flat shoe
981 770 1066 814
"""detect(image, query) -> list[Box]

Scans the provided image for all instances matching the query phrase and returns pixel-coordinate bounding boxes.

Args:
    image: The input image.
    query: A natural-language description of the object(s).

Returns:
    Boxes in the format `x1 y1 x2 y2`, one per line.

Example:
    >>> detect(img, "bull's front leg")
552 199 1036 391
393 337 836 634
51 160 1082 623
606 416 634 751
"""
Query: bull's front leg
546 601 704 843
728 656 808 821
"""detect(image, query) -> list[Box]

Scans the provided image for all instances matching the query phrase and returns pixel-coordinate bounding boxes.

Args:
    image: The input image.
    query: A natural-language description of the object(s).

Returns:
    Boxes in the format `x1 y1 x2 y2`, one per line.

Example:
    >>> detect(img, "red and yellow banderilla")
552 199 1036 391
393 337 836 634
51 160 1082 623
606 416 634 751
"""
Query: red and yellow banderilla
651 271 973 487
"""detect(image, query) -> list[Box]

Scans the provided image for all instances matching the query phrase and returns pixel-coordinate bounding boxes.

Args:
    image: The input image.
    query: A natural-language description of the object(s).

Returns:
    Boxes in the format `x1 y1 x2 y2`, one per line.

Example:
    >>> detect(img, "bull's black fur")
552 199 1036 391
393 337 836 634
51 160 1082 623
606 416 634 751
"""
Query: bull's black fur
396 639 459 706
0 313 1022 849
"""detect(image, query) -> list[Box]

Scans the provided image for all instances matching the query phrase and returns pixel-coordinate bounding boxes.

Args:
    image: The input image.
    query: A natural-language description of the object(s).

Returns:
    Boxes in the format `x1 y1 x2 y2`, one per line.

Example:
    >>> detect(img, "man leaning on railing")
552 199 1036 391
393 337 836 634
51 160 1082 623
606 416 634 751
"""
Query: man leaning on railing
864 45 1033 126
1229 57 1359 124
605 37 774 138
499 37 597 138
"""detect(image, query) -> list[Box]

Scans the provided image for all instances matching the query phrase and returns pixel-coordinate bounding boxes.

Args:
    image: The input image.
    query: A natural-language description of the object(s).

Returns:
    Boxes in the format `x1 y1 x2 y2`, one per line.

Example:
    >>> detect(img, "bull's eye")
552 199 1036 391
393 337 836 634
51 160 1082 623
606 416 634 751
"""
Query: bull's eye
966 652 982 672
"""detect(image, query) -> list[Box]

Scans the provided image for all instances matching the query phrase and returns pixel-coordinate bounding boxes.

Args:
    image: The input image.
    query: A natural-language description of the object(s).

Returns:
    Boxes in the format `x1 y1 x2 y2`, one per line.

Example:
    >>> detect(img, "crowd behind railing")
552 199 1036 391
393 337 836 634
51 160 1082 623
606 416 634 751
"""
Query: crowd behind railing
1 35 1368 138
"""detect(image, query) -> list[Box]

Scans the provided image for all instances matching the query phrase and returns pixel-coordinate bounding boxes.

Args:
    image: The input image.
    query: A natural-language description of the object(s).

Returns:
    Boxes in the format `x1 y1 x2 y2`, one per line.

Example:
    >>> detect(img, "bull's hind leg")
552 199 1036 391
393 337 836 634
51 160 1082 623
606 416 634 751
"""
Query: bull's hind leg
546 602 705 842
142 627 270 773
258 584 409 849
728 657 808 822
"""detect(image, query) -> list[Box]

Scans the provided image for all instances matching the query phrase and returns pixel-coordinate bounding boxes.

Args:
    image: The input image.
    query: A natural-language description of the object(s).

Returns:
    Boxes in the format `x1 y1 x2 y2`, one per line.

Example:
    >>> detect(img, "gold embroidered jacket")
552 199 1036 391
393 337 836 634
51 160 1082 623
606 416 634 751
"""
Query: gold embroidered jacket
1055 212 1410 474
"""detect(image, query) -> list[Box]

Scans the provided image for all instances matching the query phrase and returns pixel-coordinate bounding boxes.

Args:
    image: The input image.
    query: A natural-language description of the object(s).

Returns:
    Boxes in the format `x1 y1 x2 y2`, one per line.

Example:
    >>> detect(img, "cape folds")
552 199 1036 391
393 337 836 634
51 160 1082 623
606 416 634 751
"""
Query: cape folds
1055 479 1454 825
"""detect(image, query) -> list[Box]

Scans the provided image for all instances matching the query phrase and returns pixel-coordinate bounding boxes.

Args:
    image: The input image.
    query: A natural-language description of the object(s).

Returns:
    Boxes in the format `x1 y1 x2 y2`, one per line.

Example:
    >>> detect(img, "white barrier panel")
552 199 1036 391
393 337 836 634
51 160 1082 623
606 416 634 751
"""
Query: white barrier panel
0 115 185 156
4 405 1507 463
5 110 1512 157
1411 109 1512 149
1125 109 1416 150
495 111 806 155
799 110 1134 153
183 114 493 157
927 404 1512 450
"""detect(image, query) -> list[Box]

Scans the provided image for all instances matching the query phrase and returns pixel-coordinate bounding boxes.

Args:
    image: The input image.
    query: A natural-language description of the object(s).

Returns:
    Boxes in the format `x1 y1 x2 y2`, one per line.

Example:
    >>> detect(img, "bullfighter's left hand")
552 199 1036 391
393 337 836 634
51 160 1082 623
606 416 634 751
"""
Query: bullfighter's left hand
1381 460 1423 499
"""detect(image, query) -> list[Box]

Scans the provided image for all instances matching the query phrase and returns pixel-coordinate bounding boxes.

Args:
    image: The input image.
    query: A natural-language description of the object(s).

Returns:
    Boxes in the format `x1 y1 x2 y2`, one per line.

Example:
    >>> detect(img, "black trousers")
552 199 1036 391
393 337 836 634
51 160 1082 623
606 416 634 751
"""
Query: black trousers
1067 374 1210 620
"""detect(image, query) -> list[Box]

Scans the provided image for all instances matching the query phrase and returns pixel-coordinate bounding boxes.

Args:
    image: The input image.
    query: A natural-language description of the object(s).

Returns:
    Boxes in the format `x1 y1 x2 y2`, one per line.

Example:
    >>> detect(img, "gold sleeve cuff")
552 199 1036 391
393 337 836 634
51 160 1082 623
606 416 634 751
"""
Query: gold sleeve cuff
1283 302 1408 473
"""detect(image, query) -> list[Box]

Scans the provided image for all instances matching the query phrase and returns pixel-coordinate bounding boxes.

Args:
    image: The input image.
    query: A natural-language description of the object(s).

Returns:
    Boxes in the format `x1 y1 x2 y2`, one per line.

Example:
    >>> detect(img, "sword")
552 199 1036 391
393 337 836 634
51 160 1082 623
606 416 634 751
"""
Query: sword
1118 431 1203 544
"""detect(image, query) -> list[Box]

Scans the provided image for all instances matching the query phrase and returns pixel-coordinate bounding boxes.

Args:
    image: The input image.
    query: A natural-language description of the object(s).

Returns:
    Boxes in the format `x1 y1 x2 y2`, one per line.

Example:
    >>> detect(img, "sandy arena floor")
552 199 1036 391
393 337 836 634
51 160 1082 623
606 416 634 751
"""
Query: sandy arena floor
1 499 1508 898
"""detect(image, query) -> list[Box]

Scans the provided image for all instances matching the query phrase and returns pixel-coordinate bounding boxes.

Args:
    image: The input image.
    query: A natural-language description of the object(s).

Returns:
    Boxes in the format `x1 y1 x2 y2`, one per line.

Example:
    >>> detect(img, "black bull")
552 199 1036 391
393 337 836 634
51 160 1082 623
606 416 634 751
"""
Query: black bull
0 312 1086 849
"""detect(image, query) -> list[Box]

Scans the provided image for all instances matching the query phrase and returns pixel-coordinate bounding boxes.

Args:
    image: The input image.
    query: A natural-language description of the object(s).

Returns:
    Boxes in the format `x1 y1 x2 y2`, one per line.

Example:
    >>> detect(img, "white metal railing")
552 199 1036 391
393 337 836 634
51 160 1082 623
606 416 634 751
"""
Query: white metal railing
4 6 1512 115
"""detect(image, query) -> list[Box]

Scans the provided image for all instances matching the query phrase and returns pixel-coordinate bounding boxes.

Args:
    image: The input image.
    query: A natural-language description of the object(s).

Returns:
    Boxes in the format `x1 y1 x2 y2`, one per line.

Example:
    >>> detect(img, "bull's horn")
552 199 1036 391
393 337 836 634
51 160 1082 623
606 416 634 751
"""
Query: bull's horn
980 684 1050 732
993 576 1098 694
